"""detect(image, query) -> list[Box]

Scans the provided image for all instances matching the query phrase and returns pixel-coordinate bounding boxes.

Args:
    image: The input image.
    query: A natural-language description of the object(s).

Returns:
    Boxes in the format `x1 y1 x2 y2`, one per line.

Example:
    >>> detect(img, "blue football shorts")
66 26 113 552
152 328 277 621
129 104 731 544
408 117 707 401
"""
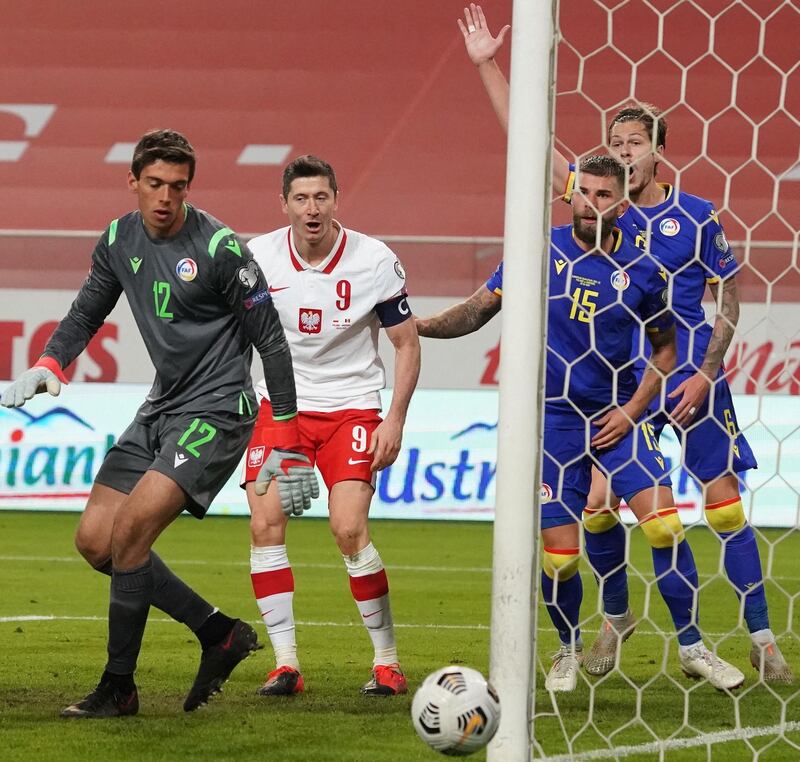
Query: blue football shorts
648 368 757 482
540 421 672 529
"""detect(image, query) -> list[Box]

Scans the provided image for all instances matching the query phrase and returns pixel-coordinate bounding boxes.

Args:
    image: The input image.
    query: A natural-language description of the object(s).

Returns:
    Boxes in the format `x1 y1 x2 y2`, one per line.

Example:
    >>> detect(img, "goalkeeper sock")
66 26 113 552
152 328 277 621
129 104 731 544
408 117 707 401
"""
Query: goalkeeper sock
251 545 298 670
107 559 153 675
344 543 398 667
96 552 216 633
717 525 770 634
583 520 629 617
651 541 701 646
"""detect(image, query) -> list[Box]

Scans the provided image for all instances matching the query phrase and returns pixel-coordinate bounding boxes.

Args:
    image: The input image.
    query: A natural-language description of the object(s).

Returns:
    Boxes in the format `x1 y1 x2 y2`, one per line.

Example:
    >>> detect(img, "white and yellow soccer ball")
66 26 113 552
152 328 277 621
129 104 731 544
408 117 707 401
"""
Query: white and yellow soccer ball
411 666 501 756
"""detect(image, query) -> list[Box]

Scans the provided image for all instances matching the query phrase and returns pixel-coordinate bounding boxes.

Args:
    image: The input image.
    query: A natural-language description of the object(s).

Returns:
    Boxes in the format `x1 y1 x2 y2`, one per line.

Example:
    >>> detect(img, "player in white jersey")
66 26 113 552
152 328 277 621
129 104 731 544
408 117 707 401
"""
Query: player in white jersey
243 155 421 697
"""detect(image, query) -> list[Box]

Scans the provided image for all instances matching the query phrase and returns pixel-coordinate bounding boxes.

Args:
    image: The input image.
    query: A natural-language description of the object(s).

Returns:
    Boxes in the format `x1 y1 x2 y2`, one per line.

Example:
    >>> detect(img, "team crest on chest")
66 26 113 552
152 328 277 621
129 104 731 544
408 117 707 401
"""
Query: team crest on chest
659 218 680 236
299 308 322 334
176 258 198 282
610 270 631 291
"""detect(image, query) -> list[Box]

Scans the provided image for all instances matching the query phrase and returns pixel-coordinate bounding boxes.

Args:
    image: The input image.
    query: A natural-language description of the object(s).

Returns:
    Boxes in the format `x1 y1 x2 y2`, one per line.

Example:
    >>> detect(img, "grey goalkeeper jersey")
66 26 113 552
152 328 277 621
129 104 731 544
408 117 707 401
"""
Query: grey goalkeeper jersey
43 205 296 422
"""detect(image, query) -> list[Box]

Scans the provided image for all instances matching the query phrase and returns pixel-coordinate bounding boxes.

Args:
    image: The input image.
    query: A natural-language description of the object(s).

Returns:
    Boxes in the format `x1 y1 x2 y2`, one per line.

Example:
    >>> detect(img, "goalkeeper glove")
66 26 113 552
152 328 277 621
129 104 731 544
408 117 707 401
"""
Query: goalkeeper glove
1 357 67 408
253 417 319 517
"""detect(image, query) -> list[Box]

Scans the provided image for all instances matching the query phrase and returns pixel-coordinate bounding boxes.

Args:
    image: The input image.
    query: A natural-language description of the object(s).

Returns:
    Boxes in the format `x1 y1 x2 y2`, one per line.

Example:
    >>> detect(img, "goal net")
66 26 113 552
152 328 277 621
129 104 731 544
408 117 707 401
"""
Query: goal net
498 1 799 759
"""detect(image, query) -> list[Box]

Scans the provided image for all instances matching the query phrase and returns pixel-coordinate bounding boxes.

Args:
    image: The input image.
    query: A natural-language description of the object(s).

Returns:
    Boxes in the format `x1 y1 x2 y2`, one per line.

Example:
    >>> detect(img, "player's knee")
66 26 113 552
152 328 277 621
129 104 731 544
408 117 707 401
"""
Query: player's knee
704 497 746 534
250 511 288 546
542 547 581 581
639 508 685 549
582 506 620 534
330 518 369 555
74 526 110 568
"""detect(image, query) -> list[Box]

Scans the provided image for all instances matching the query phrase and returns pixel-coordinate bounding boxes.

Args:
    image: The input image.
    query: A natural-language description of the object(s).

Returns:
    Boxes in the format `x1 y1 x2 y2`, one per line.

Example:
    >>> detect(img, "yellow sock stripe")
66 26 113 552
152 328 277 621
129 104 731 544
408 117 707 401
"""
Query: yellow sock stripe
582 506 620 534
542 546 580 580
639 508 684 548
704 497 746 533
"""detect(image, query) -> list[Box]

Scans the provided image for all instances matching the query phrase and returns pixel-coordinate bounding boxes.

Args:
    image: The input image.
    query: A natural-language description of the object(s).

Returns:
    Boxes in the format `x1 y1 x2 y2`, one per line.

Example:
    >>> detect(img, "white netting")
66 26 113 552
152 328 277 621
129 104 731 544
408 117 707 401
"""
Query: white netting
531 1 799 759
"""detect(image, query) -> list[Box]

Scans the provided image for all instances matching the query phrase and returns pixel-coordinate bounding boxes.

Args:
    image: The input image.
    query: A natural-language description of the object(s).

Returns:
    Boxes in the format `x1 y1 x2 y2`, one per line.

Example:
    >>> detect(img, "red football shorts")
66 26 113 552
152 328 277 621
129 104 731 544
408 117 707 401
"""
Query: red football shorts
243 401 381 490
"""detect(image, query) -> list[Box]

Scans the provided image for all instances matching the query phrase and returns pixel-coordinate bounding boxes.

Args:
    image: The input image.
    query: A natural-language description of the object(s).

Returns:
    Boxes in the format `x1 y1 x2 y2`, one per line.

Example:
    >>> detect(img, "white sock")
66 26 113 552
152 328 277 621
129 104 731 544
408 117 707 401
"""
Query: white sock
344 542 398 667
750 628 776 646
251 545 299 671
679 639 704 656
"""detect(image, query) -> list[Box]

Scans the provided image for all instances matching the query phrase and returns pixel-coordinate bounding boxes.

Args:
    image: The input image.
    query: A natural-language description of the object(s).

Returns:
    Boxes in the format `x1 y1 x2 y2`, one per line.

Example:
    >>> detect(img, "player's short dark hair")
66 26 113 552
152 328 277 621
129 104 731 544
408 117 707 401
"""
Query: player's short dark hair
608 103 667 149
131 129 196 182
578 154 626 191
282 155 338 198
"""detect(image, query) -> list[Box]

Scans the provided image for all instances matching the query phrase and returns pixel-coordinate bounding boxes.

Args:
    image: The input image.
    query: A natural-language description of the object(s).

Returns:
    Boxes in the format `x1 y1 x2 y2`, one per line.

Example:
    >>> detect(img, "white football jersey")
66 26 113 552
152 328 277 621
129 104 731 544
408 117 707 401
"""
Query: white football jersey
249 222 408 411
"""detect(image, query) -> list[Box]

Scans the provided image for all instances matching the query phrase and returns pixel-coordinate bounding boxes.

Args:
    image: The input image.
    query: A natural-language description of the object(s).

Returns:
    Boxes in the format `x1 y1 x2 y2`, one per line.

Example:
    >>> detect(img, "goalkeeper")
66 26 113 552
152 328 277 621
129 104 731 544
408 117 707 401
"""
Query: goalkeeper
1 130 318 718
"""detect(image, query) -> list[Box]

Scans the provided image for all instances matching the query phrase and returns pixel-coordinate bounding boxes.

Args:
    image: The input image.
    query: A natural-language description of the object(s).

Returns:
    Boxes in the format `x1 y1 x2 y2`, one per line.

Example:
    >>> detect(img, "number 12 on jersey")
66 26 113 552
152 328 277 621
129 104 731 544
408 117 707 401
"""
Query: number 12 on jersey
153 281 173 319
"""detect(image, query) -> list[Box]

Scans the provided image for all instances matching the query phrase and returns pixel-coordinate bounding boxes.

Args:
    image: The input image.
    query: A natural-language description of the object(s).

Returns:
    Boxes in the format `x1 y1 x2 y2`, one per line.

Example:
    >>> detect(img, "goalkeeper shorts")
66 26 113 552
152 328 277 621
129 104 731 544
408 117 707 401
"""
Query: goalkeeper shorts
95 410 255 518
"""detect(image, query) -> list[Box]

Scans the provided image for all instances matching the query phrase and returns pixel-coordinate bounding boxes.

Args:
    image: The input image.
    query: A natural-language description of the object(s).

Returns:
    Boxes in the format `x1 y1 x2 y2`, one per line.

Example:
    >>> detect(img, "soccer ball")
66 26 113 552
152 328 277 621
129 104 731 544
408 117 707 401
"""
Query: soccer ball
411 666 501 756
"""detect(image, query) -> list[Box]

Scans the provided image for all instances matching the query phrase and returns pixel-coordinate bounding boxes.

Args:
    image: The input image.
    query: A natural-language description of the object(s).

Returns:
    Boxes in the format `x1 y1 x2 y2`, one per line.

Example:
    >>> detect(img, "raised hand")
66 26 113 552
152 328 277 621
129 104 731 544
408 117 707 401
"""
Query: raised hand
457 3 511 67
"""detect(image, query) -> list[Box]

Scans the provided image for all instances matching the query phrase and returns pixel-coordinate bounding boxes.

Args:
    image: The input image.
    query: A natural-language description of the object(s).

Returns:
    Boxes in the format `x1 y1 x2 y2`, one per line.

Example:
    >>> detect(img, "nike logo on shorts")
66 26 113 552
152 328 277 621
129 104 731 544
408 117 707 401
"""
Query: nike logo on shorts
348 458 370 465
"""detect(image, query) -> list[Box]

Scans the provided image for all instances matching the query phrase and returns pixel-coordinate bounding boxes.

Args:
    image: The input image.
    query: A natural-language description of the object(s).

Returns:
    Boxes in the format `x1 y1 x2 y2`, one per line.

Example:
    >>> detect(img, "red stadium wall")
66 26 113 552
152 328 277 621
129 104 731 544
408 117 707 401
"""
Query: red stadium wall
1 0 797 299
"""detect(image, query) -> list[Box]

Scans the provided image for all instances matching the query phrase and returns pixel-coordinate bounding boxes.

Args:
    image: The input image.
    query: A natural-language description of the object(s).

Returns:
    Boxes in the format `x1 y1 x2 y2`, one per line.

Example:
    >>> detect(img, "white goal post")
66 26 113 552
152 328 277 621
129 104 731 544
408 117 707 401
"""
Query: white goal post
488 1 558 760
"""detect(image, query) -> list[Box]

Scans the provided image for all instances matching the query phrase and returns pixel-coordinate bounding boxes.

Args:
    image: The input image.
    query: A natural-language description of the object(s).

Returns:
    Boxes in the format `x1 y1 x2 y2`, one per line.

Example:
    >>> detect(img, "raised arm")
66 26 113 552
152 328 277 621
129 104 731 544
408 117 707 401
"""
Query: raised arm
459 4 511 132
459 4 571 194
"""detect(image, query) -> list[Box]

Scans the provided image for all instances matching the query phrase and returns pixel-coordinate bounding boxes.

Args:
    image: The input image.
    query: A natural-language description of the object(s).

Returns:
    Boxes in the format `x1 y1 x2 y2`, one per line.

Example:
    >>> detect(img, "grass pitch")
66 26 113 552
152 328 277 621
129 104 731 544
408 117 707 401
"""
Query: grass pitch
0 512 798 761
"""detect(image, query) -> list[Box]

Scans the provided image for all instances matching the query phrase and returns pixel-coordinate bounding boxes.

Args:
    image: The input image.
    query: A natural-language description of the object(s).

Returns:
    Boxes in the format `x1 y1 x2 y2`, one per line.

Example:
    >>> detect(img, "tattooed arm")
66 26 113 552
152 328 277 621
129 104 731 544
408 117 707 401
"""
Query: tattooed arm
668 275 739 426
415 285 501 339
702 275 740 378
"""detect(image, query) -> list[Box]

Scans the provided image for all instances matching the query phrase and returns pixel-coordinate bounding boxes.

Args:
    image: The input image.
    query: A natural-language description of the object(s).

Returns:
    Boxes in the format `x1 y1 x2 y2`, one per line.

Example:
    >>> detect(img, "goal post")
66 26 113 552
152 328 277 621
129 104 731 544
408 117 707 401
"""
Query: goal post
488 1 558 760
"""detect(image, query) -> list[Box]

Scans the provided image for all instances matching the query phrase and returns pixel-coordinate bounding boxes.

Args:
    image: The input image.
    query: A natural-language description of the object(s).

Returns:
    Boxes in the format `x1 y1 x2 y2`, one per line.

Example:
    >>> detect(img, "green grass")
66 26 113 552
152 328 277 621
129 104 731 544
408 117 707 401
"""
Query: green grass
0 512 798 761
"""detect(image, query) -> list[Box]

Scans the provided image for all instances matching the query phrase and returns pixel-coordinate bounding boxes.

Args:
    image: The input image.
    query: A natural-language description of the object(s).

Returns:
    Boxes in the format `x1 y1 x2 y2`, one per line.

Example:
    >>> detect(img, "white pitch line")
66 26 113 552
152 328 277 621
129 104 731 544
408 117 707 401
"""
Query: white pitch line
0 555 492 574
0 614 487 630
0 614 779 639
539 721 800 761
1 555 798 582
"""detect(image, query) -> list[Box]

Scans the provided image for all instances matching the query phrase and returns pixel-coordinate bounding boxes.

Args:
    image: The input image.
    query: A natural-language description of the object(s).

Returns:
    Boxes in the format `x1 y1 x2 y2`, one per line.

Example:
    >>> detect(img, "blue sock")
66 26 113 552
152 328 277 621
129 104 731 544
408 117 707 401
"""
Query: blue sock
718 525 769 633
583 522 629 616
651 541 701 646
540 568 583 646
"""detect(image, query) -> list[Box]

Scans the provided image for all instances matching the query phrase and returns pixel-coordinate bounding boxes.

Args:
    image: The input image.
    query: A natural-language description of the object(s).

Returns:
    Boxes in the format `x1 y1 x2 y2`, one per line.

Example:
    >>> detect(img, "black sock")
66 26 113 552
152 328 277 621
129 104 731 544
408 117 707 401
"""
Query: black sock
195 611 238 650
106 560 153 675
101 669 136 693
95 552 215 633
